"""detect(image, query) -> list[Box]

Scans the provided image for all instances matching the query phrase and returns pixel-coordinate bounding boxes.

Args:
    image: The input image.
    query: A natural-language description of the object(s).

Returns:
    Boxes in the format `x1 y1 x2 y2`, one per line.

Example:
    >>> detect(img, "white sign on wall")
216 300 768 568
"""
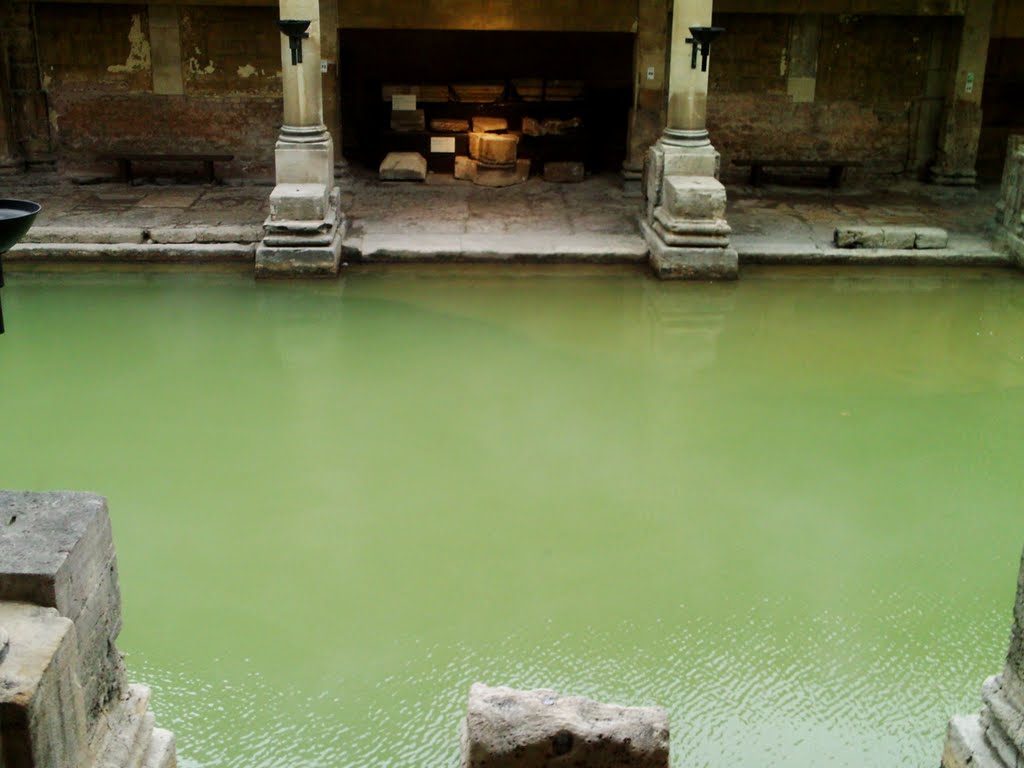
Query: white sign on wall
431 136 456 154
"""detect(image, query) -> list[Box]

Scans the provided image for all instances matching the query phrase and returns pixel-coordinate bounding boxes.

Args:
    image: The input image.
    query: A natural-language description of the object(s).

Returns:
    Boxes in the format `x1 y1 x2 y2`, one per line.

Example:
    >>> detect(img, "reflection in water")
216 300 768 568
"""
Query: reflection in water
1 268 1022 768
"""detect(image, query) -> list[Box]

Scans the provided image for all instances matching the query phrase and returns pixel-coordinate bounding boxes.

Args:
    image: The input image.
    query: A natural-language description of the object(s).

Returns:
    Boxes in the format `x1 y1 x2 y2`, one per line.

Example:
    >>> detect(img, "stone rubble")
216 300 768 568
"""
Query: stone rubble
461 683 669 768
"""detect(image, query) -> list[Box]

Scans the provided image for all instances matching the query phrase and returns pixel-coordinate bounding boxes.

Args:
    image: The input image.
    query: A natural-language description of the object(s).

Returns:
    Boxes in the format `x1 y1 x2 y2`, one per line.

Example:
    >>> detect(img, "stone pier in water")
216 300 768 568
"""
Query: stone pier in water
942 546 1024 768
0 491 176 768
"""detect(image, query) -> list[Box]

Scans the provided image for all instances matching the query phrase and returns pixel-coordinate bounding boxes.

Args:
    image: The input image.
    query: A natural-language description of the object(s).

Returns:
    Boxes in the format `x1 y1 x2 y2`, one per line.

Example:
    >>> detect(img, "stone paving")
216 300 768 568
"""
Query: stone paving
0 167 1009 267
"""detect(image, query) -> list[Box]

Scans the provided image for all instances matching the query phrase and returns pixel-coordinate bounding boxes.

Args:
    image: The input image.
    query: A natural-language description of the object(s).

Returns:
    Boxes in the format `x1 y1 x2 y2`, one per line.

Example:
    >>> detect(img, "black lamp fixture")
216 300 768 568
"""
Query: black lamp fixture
686 26 725 72
0 199 41 334
278 19 311 65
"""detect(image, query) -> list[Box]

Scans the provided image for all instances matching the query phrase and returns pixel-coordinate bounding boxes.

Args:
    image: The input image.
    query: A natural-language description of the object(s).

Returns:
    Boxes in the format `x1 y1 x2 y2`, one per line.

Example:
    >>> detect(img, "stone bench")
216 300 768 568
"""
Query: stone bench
732 158 862 188
104 153 234 184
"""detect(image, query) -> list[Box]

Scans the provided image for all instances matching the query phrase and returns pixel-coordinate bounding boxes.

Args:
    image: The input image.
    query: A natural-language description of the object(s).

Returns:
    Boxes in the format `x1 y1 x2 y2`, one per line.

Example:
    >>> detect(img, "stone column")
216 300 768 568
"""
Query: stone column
256 0 347 277
623 0 669 197
641 0 736 280
0 12 24 174
931 0 996 186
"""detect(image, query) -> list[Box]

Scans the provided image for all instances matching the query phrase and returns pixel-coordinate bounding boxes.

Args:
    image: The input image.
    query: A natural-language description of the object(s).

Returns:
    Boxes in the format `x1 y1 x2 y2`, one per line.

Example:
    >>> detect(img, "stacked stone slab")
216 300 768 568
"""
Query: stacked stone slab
941 547 1024 768
0 491 177 768
455 120 529 188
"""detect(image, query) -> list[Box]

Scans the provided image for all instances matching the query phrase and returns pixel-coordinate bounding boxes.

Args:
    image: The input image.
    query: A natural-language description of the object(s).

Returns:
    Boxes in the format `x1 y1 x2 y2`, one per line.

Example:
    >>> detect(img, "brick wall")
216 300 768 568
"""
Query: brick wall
33 3 281 177
708 12 955 179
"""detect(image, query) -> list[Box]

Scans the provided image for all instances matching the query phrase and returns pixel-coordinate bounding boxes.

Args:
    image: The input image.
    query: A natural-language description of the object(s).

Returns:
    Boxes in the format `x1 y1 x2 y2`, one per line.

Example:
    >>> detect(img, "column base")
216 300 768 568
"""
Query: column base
645 141 720 220
642 220 738 280
621 163 644 198
256 185 347 277
275 125 335 188
930 167 978 187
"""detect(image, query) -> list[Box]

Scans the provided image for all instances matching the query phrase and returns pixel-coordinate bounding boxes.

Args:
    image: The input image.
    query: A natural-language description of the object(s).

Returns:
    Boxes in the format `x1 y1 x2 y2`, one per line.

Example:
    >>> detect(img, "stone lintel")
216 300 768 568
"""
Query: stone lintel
642 221 738 280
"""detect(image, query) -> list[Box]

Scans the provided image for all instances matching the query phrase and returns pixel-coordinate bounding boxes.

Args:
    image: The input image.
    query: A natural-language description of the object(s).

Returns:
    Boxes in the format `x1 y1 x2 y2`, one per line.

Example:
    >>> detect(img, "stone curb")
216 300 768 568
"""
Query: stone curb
21 225 263 246
738 246 1011 266
6 242 255 263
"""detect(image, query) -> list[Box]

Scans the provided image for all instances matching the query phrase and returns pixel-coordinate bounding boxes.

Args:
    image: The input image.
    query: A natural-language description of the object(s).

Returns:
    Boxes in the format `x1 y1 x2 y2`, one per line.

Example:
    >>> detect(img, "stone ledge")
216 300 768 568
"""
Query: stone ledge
6 242 255 263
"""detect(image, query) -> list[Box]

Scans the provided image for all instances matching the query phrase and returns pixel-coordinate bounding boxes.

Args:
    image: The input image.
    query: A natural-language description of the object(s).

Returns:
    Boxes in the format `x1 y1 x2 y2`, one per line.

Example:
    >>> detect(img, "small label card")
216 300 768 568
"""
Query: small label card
430 136 456 154
392 94 417 111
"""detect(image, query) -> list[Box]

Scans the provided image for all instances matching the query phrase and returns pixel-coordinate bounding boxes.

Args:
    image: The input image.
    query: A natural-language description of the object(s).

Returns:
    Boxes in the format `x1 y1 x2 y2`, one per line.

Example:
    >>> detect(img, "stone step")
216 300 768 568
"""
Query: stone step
92 684 151 768
6 241 255 263
141 728 177 768
126 712 156 768
834 225 949 249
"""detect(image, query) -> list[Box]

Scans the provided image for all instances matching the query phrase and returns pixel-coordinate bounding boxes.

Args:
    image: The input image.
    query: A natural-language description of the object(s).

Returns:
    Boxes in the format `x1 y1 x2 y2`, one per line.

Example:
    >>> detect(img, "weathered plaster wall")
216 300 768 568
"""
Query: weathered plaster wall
337 0 638 32
34 3 281 176
708 12 956 179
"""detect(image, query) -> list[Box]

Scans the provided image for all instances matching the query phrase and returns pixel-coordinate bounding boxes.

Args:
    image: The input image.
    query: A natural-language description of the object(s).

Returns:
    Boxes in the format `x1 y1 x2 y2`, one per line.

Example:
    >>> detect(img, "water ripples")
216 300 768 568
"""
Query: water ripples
130 590 1008 768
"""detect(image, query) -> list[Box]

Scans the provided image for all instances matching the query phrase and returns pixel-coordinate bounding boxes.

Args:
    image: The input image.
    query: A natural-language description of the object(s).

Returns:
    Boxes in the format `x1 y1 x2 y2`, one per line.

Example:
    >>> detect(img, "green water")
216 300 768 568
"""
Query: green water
2 266 1023 768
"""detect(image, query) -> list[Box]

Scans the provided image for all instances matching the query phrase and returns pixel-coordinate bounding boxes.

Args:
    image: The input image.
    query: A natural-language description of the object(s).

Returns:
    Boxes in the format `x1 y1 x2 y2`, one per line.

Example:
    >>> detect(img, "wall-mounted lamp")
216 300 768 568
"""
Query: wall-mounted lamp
686 26 725 72
278 19 311 65
0 199 41 334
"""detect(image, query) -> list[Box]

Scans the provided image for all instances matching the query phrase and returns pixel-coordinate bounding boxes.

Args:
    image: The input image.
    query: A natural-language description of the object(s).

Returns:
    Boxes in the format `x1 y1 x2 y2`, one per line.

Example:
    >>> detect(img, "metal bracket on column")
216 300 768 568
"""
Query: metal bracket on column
686 26 725 72
278 19 311 65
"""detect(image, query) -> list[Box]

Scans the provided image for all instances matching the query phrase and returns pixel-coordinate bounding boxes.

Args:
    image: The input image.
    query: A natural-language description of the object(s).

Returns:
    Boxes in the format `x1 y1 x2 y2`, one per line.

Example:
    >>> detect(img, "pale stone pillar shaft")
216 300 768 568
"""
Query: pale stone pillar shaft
280 0 325 131
931 0 995 185
664 0 713 146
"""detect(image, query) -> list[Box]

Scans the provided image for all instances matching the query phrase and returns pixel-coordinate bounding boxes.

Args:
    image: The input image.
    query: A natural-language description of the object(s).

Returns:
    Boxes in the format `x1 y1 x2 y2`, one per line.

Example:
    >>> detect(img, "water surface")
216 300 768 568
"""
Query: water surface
2 266 1023 768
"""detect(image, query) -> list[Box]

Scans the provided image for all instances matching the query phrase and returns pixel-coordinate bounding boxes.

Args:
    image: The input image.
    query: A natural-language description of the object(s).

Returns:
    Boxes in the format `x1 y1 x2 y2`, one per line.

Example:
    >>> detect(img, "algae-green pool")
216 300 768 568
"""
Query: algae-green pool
2 266 1023 768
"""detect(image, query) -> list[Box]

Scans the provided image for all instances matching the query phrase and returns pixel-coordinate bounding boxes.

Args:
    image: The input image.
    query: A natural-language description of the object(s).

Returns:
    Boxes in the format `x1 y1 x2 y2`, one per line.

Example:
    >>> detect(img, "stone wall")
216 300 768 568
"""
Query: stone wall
337 0 637 32
30 3 281 177
708 12 957 180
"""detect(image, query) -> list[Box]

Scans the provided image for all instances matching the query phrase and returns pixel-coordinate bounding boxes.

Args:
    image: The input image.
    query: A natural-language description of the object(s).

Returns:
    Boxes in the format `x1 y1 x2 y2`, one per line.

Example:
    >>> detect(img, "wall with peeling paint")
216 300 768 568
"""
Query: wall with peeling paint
33 3 281 177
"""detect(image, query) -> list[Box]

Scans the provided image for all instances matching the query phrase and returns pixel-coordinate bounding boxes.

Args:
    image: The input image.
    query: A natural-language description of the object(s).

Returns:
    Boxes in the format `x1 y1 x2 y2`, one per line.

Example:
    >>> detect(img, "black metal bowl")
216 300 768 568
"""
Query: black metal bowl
0 199 42 254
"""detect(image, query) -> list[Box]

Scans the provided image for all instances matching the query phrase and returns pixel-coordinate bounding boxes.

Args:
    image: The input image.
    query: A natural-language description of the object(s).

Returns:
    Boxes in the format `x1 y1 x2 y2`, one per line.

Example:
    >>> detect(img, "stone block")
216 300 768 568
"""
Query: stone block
522 117 542 137
461 683 669 768
269 183 329 222
0 491 115 625
469 133 518 166
0 602 88 768
454 155 475 181
915 227 949 249
379 152 427 182
661 146 719 178
274 136 333 187
662 176 727 221
541 117 582 135
834 226 885 248
430 118 470 132
881 227 917 249
544 162 584 183
472 117 507 133
391 109 425 132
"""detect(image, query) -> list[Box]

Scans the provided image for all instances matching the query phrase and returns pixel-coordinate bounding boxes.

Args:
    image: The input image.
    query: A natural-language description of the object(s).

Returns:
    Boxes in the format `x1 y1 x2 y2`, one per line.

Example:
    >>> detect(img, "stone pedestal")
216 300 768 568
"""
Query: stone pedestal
641 0 736 280
257 0 346 277
941 547 1024 768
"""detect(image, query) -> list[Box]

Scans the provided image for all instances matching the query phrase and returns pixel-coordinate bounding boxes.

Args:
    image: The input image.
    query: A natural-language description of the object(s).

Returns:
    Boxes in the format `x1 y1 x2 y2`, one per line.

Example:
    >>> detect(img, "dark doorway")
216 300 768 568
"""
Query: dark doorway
338 29 634 174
